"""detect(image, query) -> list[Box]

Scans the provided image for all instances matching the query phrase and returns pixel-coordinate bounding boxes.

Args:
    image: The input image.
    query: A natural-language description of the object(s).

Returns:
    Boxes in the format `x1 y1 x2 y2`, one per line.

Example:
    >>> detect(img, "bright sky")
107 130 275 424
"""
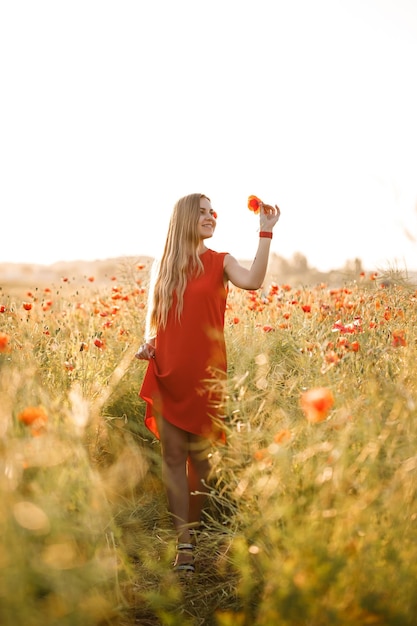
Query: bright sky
1 0 416 272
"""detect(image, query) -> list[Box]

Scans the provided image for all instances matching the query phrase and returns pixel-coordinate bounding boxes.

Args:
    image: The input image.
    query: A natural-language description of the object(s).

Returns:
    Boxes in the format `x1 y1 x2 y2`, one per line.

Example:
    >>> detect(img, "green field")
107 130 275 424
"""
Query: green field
1 262 417 625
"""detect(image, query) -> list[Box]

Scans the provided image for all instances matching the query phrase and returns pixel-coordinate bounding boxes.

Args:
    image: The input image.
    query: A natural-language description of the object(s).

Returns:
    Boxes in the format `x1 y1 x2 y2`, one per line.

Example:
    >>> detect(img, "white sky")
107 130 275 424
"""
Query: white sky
1 0 416 272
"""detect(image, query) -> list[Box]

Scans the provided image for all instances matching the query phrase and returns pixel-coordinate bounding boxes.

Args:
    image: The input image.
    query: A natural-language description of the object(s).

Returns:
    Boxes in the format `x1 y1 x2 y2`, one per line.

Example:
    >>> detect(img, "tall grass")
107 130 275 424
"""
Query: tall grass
1 265 417 625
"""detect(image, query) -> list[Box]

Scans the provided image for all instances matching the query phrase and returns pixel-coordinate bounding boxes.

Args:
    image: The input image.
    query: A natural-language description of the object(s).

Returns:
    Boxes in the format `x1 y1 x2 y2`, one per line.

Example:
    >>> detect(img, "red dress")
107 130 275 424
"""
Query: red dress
139 249 228 440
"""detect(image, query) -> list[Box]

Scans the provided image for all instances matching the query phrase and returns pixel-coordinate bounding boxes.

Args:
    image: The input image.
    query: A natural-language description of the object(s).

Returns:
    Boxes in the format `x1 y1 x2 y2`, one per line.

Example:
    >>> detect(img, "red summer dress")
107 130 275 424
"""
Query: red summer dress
139 249 229 440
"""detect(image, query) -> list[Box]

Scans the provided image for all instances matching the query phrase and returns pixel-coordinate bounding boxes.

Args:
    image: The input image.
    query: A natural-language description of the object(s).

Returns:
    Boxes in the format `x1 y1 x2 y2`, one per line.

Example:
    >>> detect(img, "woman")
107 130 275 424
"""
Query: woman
136 193 280 573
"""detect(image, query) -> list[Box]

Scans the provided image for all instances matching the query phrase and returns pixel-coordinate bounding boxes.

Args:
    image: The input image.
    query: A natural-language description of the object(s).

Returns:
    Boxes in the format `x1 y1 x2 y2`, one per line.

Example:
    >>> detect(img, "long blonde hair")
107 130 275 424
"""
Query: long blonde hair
146 193 209 339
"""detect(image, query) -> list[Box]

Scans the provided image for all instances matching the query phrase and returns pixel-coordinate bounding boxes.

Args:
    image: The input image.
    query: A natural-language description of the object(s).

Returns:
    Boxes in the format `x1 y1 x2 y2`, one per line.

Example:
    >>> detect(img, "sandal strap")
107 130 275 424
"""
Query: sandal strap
174 563 195 573
177 543 194 552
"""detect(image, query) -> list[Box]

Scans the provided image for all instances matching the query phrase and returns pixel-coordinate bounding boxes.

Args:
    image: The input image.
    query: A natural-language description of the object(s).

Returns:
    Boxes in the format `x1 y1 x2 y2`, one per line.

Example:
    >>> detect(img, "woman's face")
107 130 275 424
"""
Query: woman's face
197 196 217 240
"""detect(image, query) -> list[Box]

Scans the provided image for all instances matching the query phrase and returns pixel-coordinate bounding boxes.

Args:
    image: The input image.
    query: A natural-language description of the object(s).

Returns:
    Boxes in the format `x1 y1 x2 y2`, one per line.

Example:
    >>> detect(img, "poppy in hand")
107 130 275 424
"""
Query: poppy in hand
248 195 262 214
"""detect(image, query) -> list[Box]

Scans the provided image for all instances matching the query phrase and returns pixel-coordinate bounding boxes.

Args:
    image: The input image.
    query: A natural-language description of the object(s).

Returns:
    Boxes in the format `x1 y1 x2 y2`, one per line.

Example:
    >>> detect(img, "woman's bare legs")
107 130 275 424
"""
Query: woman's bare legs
157 417 211 567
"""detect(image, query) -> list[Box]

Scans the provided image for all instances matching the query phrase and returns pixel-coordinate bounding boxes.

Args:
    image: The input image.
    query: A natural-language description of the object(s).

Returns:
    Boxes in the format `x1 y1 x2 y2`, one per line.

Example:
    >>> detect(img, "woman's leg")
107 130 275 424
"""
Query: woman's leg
157 416 191 547
187 433 211 529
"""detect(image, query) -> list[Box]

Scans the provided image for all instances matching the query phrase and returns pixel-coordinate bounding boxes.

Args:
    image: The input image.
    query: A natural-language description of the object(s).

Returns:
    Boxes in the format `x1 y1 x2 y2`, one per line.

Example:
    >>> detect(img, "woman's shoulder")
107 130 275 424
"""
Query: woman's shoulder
202 249 230 273
205 248 229 260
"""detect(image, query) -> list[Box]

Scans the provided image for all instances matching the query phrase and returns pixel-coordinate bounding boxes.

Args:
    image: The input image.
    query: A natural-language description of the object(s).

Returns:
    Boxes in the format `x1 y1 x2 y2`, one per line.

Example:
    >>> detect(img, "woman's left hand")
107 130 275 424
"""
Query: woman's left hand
259 202 280 231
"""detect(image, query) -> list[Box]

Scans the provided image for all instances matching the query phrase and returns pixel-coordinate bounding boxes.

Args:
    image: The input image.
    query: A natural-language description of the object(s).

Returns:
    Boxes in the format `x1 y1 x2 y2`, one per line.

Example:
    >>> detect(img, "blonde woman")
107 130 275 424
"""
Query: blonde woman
136 193 280 573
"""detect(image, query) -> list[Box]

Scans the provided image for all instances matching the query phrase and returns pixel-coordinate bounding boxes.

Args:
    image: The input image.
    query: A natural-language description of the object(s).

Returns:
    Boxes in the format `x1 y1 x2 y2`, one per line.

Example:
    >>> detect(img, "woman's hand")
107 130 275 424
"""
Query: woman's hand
259 202 280 232
135 342 156 360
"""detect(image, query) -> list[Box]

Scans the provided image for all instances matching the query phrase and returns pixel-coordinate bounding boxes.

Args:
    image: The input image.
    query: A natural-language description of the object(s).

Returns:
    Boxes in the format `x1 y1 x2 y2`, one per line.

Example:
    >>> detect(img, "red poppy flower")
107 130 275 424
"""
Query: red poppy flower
22 302 32 311
274 429 292 444
248 195 262 214
332 317 362 334
0 332 10 353
392 329 406 347
300 387 334 423
18 406 48 427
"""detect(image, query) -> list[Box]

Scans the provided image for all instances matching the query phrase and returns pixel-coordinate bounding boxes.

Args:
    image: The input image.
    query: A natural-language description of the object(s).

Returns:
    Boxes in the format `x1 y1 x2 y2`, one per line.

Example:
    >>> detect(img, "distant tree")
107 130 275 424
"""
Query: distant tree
343 258 363 274
291 253 309 273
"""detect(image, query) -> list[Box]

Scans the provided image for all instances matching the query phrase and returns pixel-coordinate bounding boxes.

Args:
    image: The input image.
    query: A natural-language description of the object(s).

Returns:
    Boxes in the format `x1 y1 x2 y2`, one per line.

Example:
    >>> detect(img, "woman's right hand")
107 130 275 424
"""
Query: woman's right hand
135 342 156 360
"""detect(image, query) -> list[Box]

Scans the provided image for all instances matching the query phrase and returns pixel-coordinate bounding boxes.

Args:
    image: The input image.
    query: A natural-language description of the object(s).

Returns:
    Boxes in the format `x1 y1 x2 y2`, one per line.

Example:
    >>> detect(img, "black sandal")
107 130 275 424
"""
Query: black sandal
174 542 195 574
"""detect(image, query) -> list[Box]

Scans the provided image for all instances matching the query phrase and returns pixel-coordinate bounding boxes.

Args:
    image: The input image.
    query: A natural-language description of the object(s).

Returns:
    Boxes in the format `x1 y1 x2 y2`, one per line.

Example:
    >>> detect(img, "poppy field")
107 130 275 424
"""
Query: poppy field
1 262 417 625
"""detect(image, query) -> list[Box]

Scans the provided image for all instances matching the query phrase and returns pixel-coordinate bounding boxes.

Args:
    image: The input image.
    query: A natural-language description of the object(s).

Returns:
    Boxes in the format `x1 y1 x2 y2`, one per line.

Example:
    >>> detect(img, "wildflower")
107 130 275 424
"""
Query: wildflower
332 317 362 334
247 195 262 214
0 332 10 352
0 305 6 313
337 337 349 349
254 447 269 461
22 302 32 311
94 337 105 349
392 329 406 347
232 317 240 324
274 429 292 445
18 406 48 435
324 350 340 365
88 276 95 282
300 387 334 423
262 325 275 332
301 304 311 313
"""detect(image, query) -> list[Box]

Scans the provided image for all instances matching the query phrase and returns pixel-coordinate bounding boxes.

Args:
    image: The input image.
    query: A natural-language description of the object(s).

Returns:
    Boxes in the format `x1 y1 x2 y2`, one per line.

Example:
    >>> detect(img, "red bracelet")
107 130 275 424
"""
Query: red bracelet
259 231 273 239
